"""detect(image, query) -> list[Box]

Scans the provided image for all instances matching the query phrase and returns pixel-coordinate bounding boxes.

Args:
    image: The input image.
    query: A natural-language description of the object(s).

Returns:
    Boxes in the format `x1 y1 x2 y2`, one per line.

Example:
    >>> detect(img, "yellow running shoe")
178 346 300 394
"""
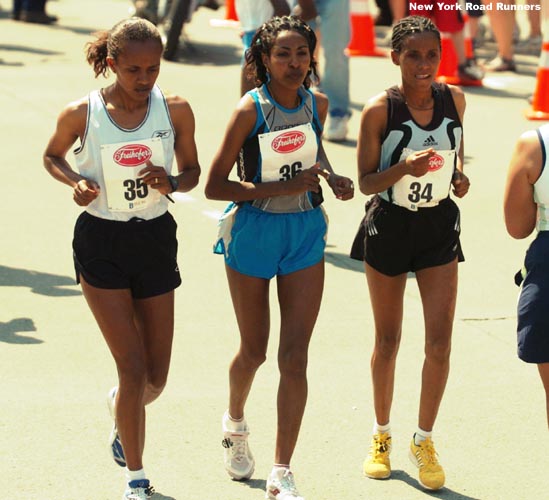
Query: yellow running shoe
363 432 392 479
409 437 445 490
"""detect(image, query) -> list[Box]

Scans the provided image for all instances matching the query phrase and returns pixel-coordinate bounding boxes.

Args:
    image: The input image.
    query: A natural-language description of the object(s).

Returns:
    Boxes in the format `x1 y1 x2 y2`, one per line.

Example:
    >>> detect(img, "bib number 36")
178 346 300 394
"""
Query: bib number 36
408 182 433 203
279 161 303 181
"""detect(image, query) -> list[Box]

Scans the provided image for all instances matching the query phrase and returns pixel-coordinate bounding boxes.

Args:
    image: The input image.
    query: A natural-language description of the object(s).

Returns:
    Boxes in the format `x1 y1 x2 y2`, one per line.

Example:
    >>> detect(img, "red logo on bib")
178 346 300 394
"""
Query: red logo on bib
271 131 306 153
428 153 444 172
113 144 152 166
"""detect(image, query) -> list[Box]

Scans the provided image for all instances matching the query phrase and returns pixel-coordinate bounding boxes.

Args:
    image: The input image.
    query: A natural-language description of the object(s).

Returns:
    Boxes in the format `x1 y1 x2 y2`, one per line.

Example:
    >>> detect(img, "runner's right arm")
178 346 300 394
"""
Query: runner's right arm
43 99 100 206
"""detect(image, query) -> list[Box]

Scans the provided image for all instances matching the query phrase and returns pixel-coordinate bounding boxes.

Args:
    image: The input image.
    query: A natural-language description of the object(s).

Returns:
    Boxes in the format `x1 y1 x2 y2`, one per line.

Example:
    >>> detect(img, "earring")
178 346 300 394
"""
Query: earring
266 71 271 84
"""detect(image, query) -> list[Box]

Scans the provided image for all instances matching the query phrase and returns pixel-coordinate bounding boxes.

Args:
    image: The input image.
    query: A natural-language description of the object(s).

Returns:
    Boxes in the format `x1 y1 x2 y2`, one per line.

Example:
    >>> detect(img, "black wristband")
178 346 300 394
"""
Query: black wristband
167 174 179 193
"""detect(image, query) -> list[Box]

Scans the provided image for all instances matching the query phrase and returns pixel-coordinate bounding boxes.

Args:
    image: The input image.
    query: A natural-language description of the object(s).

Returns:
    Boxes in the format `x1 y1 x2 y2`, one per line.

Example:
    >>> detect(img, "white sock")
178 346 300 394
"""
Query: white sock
373 421 391 435
125 468 146 483
224 410 247 432
271 464 290 477
414 427 432 445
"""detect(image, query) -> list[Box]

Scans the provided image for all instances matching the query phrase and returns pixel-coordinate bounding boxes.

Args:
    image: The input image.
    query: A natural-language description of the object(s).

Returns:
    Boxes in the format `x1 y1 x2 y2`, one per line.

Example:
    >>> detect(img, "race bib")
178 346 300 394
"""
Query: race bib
392 148 455 211
101 138 164 212
258 123 318 183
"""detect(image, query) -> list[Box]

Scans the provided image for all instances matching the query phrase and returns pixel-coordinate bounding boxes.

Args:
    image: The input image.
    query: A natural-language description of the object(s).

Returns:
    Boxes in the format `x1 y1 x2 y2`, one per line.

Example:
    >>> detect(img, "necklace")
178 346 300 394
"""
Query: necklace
267 84 300 109
405 101 434 111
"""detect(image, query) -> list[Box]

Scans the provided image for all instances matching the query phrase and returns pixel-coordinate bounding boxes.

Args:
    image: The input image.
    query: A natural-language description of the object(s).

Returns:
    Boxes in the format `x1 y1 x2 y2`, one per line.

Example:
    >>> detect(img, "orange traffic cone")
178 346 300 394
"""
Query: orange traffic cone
436 32 482 87
209 0 239 28
462 12 475 61
225 0 238 21
346 0 386 57
525 40 549 120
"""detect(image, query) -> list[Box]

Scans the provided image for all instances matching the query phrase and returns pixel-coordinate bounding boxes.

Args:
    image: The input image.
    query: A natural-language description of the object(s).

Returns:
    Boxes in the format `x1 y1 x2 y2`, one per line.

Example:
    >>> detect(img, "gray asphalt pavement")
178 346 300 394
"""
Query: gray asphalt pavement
1 1 548 499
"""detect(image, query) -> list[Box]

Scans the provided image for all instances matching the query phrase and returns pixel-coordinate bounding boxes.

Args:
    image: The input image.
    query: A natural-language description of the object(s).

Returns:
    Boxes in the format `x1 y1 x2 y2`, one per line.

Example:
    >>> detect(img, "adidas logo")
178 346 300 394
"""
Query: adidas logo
422 135 437 147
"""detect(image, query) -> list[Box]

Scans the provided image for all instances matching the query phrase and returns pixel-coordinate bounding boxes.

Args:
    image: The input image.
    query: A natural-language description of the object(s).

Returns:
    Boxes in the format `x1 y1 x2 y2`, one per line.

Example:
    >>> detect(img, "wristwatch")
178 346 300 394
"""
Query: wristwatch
167 175 179 193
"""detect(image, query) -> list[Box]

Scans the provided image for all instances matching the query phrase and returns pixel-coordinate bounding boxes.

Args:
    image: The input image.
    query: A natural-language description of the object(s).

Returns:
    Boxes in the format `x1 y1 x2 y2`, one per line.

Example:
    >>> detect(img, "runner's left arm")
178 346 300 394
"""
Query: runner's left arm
314 91 354 201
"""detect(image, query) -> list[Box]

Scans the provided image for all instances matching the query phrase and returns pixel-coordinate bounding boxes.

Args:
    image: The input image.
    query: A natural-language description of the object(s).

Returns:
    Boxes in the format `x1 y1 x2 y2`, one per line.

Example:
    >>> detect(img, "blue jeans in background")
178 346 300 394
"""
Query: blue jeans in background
308 0 351 118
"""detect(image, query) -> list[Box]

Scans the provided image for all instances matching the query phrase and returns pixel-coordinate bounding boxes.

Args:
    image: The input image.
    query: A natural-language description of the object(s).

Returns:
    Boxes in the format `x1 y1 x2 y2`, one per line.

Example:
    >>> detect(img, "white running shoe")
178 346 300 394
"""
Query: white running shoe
265 468 304 500
122 479 155 500
107 387 126 467
324 115 349 142
221 410 255 480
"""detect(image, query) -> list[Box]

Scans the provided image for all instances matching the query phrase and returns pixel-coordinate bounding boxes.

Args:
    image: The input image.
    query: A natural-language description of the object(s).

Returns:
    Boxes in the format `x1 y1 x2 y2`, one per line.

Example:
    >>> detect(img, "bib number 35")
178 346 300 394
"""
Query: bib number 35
408 182 433 203
123 177 149 201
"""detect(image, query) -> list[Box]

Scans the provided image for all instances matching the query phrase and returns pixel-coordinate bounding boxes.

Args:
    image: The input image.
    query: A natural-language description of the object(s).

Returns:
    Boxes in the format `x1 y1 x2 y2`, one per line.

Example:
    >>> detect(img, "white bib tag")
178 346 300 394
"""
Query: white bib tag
392 148 455 211
258 123 318 182
101 138 164 212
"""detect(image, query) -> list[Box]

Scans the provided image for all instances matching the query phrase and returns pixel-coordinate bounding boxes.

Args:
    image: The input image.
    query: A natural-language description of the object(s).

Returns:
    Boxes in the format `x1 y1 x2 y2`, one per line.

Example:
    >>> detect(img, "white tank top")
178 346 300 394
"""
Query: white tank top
533 123 549 231
74 85 175 221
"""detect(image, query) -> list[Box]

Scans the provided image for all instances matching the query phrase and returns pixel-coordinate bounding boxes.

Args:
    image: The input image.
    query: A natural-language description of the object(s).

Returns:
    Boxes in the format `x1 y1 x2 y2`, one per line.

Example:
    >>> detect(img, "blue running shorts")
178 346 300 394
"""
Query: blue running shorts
517 231 549 363
214 203 328 279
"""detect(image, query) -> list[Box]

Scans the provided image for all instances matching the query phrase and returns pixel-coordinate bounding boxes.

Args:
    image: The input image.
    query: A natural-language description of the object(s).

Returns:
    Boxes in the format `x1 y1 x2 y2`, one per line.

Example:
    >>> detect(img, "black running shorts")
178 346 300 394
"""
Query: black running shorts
72 211 181 299
350 195 464 276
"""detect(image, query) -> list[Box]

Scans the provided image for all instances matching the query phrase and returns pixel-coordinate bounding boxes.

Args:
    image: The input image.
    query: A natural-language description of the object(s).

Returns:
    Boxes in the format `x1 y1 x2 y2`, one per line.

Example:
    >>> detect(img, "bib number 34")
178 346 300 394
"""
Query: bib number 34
408 182 433 203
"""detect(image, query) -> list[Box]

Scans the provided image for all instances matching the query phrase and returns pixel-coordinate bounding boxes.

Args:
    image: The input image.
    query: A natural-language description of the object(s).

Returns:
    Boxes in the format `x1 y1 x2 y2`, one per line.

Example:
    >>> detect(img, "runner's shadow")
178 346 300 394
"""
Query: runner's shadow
0 317 42 344
0 265 81 297
151 493 176 500
390 469 481 499
325 250 364 273
240 478 267 492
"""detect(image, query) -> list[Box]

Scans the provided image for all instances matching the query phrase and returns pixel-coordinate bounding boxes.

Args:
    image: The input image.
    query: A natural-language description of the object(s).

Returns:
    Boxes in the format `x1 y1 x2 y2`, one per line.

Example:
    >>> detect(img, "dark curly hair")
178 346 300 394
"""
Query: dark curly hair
391 15 441 53
244 15 319 89
85 17 162 78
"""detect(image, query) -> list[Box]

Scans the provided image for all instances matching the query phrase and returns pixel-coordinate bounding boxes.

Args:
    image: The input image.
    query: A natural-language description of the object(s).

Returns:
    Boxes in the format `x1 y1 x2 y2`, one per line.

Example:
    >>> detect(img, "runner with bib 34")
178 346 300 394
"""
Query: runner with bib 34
350 15 470 492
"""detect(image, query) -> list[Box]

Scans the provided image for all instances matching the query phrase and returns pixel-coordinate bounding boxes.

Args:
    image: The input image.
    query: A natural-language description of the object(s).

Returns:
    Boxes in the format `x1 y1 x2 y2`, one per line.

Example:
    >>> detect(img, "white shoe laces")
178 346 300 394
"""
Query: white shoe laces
280 470 299 495
270 469 301 498
125 488 149 500
223 431 251 463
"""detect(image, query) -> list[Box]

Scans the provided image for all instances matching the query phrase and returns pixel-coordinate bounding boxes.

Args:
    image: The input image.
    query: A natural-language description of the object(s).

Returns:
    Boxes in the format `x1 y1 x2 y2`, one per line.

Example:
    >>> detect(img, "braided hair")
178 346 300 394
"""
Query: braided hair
391 15 441 53
244 15 319 89
86 17 162 78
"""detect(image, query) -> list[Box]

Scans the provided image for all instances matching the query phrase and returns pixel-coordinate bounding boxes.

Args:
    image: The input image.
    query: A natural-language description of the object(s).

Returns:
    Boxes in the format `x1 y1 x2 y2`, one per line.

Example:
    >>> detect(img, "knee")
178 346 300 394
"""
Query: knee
237 346 267 372
117 355 148 391
278 349 308 378
116 351 148 392
425 337 452 363
146 371 168 398
374 333 401 360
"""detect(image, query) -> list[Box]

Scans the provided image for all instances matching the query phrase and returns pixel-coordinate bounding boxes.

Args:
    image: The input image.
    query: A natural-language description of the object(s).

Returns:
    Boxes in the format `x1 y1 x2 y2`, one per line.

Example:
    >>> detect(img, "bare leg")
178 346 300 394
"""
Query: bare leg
415 260 458 431
81 277 174 470
388 0 406 23
484 0 515 60
225 265 270 420
451 30 467 66
538 363 549 430
274 261 324 464
526 0 541 38
365 263 407 426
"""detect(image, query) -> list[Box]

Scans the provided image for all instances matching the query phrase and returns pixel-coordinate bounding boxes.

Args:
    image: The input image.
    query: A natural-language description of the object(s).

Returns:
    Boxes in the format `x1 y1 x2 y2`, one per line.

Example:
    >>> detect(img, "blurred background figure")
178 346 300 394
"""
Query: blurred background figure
295 0 352 142
408 0 484 82
12 0 57 23
482 0 517 71
236 0 291 95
